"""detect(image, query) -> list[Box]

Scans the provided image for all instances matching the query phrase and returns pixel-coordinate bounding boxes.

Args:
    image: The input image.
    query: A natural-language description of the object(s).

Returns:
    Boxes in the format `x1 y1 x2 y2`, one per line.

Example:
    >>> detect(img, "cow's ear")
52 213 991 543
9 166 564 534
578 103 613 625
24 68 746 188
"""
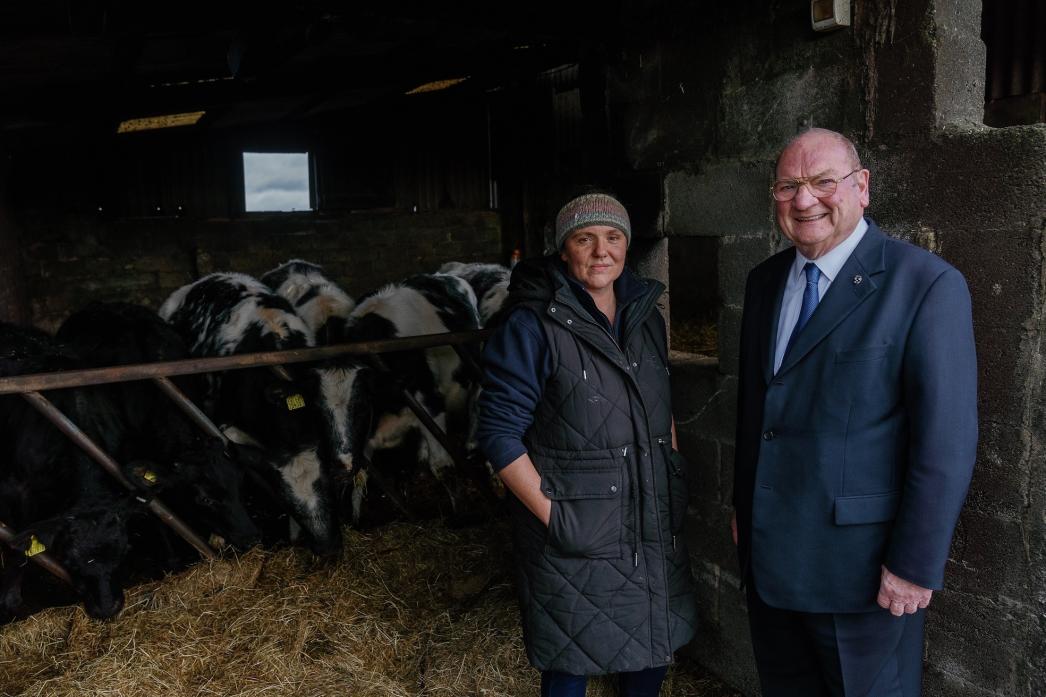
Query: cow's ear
365 354 388 374
11 517 64 554
129 460 166 490
263 382 288 404
227 440 271 471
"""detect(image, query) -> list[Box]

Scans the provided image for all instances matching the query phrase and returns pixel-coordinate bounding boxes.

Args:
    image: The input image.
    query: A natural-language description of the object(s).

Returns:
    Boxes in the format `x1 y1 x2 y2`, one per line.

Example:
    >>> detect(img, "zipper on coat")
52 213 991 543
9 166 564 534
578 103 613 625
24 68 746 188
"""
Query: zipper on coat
658 436 679 550
622 446 640 567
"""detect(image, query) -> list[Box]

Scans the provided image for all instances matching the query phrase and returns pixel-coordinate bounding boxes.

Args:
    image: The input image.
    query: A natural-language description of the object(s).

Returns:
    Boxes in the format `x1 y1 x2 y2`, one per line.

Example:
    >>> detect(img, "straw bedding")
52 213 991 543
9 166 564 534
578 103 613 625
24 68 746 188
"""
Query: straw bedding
0 520 738 696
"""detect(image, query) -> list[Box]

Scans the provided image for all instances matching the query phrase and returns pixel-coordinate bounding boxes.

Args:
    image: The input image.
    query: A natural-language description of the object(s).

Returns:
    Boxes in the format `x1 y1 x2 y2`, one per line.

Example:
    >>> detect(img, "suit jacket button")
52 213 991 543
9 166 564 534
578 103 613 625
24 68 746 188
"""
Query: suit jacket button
762 430 775 441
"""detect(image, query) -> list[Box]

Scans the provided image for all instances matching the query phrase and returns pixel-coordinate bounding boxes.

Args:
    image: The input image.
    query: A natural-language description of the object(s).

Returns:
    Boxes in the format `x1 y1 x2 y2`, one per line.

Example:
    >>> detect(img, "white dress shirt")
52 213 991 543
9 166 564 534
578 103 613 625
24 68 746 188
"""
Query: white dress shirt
773 218 869 373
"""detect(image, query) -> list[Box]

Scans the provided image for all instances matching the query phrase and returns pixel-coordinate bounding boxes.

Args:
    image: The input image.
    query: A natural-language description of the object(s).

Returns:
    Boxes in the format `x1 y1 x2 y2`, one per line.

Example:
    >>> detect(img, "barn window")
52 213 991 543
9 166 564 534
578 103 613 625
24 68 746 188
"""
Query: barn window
242 152 313 212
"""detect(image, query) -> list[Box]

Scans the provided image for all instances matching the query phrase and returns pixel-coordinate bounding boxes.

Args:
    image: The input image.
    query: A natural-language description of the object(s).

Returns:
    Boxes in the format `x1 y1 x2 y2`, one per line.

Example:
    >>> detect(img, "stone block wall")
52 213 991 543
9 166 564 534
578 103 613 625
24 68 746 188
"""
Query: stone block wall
16 210 501 331
613 1 1046 695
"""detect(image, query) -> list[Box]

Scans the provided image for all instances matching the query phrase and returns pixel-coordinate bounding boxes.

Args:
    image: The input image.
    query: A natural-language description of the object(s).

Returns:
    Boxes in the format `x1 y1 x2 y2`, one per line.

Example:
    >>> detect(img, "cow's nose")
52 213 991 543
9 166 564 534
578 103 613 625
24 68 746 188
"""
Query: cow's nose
337 452 356 472
85 591 124 620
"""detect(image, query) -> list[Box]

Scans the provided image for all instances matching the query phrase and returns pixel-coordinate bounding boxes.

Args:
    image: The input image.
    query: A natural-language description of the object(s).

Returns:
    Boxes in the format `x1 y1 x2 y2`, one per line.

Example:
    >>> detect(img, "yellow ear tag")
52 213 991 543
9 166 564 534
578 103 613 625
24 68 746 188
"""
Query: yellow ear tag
26 535 47 557
143 470 158 484
285 394 306 411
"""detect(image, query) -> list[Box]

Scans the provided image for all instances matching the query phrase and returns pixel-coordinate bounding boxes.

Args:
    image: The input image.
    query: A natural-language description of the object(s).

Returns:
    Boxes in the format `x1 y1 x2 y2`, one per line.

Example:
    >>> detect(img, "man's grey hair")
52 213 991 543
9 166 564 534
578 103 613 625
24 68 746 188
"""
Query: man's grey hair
775 127 862 172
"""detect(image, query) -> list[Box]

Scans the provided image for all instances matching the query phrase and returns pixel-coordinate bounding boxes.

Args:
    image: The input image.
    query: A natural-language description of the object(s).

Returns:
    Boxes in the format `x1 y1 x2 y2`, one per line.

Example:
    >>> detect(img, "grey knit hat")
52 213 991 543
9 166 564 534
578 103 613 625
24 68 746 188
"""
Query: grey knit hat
554 193 631 249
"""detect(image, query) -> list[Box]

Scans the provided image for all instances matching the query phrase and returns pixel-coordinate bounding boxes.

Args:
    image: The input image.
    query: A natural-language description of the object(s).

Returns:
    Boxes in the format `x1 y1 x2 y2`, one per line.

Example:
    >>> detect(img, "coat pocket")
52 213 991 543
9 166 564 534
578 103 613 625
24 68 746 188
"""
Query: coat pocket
834 345 891 363
658 436 690 534
834 491 901 525
542 466 623 558
668 449 691 533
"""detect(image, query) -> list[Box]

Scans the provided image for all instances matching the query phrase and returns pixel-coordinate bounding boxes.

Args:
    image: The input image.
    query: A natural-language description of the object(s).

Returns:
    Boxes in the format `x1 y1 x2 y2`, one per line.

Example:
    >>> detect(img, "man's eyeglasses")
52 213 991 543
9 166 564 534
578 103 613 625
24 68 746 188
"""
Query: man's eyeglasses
771 169 862 202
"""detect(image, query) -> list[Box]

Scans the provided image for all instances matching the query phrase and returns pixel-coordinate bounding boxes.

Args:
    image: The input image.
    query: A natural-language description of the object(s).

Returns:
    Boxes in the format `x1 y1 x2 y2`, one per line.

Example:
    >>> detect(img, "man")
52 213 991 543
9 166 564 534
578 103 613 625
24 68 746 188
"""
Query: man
731 128 977 696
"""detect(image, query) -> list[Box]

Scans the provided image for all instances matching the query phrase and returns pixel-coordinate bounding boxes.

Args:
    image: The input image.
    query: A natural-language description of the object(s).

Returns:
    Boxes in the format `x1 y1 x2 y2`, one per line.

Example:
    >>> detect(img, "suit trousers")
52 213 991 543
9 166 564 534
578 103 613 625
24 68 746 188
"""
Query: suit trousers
746 585 925 697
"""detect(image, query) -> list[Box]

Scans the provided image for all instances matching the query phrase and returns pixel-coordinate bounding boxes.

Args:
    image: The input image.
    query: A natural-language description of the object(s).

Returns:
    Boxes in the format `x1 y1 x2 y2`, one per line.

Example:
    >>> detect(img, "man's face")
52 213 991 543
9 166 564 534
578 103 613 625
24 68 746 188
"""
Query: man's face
560 225 627 294
774 133 869 260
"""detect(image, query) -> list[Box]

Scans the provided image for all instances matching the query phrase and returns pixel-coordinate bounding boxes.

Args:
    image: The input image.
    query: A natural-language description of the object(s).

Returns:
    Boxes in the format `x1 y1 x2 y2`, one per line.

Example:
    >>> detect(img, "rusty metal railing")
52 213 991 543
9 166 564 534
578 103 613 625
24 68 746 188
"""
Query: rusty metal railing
0 518 72 585
0 329 494 578
0 331 491 395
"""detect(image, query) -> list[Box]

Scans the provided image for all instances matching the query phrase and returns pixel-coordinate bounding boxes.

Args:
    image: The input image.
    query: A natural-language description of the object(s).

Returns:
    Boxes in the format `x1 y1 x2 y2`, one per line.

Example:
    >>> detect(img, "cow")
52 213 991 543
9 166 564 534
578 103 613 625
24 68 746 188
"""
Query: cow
0 322 144 620
260 261 368 492
437 262 510 327
436 262 511 486
158 273 341 557
55 302 260 552
261 259 356 344
317 272 481 523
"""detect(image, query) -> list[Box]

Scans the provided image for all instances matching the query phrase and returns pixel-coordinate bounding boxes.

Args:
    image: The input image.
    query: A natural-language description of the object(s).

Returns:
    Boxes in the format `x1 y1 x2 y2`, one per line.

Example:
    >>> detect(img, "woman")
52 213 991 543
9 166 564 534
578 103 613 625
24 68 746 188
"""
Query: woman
477 191 697 696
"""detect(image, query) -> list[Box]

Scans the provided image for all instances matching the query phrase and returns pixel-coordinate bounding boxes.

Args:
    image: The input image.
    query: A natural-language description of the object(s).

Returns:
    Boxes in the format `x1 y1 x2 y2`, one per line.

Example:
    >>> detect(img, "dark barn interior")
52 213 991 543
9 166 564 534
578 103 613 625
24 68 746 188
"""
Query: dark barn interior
1 1 1045 696
0 1 684 334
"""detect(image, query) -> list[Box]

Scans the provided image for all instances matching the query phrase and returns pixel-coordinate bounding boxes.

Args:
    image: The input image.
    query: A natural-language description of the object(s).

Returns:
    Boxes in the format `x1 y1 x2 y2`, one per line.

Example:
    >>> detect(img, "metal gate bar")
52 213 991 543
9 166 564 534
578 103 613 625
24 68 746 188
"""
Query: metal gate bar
21 392 216 560
0 518 73 585
0 330 492 395
152 376 227 442
400 389 499 509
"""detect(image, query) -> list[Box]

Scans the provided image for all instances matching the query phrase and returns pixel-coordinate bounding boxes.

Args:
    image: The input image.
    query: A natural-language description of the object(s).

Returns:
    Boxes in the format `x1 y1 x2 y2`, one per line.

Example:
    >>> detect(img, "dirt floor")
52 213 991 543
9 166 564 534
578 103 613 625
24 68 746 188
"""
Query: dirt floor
0 520 740 697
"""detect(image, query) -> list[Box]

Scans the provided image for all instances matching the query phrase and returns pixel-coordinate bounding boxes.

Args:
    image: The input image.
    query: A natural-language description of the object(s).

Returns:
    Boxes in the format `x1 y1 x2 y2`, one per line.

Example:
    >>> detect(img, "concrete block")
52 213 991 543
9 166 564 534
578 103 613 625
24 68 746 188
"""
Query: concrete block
676 435 720 508
925 591 1036 695
689 571 760 697
672 369 735 444
963 423 1032 520
946 510 1033 603
720 443 737 505
718 234 776 307
717 306 742 376
923 667 1005 697
663 164 775 238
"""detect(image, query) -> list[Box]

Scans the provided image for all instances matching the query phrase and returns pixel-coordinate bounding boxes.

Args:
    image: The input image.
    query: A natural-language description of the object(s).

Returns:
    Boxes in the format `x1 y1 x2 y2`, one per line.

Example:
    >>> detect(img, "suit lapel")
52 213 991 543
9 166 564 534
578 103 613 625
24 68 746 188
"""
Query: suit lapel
775 223 888 377
759 251 795 385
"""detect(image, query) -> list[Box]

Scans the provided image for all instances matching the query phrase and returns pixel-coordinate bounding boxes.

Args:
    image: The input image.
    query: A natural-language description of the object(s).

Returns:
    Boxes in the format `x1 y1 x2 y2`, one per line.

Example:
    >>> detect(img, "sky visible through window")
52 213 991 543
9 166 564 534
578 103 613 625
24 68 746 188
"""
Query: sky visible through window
243 152 311 212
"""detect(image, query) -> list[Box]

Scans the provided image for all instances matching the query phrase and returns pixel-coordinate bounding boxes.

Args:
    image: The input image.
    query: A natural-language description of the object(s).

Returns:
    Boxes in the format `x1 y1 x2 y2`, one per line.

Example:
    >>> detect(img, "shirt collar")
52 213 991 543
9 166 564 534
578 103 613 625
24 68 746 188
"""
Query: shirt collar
792 217 869 283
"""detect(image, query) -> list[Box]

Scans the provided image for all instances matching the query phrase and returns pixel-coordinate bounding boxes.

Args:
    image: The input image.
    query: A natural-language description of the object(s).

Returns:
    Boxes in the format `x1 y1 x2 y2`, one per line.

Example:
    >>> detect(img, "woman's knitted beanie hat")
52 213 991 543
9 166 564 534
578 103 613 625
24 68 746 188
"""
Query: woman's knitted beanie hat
554 193 631 249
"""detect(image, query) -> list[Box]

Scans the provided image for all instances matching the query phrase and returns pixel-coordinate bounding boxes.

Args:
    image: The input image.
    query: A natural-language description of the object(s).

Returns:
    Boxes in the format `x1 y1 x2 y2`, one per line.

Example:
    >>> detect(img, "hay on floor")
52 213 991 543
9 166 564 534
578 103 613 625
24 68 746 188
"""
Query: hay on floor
0 520 738 697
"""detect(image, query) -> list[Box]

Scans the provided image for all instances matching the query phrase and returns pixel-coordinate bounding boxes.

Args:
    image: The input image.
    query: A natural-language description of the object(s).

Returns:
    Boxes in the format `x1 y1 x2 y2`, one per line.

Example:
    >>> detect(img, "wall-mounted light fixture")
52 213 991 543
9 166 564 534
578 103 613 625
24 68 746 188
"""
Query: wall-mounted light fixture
811 0 850 32
405 77 469 95
117 111 206 133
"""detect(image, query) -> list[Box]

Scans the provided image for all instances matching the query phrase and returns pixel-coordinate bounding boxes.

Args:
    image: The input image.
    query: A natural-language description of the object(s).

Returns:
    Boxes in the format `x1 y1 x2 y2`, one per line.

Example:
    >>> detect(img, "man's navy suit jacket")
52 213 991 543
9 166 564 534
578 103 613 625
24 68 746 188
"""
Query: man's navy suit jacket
733 220 978 614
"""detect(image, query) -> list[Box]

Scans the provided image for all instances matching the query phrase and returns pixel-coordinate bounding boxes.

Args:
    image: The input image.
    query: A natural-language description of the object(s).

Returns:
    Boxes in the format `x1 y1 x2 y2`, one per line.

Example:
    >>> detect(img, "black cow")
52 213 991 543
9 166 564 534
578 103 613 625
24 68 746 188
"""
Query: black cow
0 323 143 620
56 302 260 551
159 273 341 556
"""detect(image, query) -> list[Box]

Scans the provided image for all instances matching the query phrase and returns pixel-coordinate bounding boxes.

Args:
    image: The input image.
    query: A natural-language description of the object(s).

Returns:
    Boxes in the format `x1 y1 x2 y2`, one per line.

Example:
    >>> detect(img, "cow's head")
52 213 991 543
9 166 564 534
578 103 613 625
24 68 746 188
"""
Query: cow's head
131 436 261 550
22 498 141 620
225 431 341 558
312 358 376 476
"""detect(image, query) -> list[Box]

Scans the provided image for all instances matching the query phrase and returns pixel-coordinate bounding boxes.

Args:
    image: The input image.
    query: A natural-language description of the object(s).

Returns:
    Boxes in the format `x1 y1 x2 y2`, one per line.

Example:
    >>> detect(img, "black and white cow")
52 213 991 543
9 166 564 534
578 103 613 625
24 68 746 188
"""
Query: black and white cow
319 273 481 522
0 322 144 620
261 259 356 344
56 302 260 552
437 262 511 482
159 273 341 556
437 262 510 327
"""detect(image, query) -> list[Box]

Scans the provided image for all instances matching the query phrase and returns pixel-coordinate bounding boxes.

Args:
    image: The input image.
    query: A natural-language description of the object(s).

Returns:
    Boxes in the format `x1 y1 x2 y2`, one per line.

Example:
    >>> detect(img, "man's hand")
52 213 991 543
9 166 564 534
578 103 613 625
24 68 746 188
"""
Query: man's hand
877 566 932 616
730 511 738 546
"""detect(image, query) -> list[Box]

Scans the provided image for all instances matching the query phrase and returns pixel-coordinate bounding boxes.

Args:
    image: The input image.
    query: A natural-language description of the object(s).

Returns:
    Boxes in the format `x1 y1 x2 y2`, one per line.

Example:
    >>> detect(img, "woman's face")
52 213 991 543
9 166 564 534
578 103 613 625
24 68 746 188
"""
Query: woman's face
560 225 627 294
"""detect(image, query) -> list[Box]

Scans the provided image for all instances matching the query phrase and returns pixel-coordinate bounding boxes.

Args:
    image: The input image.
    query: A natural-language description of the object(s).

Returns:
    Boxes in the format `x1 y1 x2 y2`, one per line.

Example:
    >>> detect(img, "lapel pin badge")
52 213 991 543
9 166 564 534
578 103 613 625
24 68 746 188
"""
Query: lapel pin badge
853 274 863 285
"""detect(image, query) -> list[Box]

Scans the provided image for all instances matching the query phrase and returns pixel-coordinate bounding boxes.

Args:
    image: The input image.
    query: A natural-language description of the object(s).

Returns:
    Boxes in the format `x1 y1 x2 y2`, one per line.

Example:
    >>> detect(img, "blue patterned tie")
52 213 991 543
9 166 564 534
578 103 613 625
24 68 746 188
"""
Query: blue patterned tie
785 262 821 357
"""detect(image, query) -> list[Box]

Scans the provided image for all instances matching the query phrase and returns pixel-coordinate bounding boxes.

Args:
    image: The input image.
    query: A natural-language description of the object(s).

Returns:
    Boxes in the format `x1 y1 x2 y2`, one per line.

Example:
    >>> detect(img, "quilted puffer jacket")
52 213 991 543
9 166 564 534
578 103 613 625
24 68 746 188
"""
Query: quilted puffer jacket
504 257 697 675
